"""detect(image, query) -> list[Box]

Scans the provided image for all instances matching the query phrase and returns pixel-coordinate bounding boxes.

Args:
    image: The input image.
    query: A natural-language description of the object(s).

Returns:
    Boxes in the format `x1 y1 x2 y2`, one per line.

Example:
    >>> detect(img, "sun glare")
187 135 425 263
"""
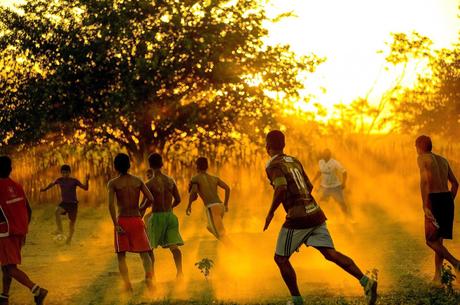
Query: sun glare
263 0 460 118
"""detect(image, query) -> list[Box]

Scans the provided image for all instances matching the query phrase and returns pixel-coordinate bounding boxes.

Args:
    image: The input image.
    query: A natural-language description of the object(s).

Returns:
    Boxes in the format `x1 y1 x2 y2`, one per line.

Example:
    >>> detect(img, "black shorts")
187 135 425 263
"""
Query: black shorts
430 192 454 240
58 202 78 222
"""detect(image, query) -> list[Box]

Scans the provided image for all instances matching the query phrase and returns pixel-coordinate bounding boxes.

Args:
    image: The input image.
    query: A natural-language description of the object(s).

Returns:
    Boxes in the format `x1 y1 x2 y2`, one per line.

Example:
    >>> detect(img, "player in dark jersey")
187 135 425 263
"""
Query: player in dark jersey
0 156 48 305
140 153 184 280
263 130 377 305
40 165 89 245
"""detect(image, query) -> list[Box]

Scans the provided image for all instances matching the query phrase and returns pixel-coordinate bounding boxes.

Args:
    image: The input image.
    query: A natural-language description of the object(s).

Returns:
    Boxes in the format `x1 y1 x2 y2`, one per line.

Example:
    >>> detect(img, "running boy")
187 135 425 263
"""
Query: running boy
0 156 48 305
141 153 184 279
107 153 154 292
416 135 460 283
263 131 377 305
40 165 89 245
186 157 230 241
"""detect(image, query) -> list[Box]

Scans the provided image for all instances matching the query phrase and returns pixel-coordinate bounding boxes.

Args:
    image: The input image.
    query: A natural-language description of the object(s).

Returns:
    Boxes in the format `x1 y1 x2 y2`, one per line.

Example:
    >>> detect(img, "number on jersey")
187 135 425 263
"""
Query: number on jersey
289 167 307 191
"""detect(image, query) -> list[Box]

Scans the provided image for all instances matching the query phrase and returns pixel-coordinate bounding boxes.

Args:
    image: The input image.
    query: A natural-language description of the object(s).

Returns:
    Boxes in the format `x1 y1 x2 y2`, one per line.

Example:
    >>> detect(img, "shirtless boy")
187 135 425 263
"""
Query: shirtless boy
107 153 154 291
416 135 460 283
40 165 89 245
186 157 230 241
141 153 184 278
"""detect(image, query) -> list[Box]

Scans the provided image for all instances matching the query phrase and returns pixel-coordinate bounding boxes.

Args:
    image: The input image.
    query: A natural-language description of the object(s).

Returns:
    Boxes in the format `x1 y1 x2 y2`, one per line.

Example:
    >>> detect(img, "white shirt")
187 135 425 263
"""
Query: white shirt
319 158 346 188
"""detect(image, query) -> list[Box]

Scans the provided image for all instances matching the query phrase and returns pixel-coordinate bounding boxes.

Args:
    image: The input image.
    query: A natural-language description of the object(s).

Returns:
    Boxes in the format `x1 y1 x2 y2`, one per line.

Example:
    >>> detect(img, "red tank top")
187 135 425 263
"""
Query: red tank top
0 178 29 236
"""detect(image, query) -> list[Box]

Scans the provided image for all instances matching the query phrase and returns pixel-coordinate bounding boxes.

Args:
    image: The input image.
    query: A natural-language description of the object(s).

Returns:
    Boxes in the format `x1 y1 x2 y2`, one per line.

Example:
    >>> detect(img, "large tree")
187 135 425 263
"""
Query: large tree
0 0 322 161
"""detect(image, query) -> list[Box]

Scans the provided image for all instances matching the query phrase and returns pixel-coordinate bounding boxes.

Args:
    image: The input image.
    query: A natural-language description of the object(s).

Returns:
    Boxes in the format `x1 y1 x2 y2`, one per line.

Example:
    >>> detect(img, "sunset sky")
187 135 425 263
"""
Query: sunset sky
1 0 459 116
264 0 459 114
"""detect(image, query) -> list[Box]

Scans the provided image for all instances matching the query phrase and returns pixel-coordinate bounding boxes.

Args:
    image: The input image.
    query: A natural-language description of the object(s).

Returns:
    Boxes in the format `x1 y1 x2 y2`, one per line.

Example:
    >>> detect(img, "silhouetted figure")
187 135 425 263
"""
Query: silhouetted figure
187 157 231 243
416 135 459 283
263 131 377 305
0 156 48 305
40 165 89 245
312 149 350 216
140 153 184 279
107 153 154 292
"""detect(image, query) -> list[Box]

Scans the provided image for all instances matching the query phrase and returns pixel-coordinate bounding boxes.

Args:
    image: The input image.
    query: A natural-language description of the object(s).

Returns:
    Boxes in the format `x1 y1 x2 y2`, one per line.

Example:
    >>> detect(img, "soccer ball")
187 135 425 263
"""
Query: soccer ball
53 233 66 244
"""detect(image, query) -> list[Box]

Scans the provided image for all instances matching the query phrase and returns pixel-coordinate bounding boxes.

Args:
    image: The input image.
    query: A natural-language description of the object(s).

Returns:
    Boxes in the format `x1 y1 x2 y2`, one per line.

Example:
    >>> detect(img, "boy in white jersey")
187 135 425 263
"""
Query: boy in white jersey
312 149 350 216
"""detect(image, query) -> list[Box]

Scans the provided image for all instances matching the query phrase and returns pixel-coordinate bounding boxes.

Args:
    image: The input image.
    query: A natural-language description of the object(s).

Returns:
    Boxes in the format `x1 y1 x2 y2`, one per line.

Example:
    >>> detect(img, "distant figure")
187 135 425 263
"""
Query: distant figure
263 131 377 305
312 149 350 216
186 157 230 242
107 153 154 292
0 156 48 305
40 165 89 245
142 169 154 224
416 135 459 283
141 153 184 279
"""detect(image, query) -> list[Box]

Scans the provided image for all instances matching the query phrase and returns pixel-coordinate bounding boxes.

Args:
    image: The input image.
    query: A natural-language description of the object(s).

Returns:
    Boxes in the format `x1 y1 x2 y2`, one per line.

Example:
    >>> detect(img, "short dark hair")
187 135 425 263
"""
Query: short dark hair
196 157 208 171
148 153 163 169
266 130 285 150
415 135 432 152
61 164 71 172
0 156 12 178
114 153 130 174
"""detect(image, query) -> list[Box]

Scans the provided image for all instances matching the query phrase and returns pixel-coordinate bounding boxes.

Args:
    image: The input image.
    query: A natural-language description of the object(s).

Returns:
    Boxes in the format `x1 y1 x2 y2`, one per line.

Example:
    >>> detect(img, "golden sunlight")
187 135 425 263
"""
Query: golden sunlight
264 0 460 117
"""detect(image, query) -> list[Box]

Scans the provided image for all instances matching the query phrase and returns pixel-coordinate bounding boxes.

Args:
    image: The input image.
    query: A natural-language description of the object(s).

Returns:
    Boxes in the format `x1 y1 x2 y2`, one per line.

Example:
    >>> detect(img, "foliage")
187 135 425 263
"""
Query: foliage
394 45 460 139
0 0 323 161
441 263 456 294
195 258 214 280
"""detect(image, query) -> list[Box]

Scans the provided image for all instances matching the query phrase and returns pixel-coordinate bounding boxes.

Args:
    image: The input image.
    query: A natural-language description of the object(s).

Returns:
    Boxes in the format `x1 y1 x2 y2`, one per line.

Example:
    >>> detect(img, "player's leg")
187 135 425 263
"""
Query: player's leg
139 251 153 288
1 266 11 303
426 238 460 269
315 247 363 279
66 206 77 245
3 264 48 304
274 228 304 305
54 206 65 234
274 255 302 301
433 238 443 283
117 252 132 291
169 245 183 278
331 187 349 216
315 247 377 304
148 250 155 278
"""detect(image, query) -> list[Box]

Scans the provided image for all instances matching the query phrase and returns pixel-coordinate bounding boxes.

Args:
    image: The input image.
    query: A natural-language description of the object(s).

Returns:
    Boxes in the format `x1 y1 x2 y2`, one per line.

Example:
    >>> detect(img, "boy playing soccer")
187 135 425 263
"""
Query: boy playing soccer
263 131 377 305
0 156 48 305
415 135 460 283
141 153 184 279
186 157 230 241
107 153 154 291
40 165 89 245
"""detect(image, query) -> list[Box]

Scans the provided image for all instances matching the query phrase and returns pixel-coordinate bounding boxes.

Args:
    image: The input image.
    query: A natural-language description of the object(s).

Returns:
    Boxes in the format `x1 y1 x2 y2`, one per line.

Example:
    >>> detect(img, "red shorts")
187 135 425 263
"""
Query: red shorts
114 217 151 253
0 235 25 265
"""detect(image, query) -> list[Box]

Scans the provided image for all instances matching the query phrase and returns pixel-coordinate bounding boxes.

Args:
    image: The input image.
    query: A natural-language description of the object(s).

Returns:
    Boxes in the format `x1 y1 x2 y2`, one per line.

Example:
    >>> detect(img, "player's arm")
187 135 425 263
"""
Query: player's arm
78 174 90 191
186 181 199 216
40 181 56 192
418 156 434 219
172 181 181 208
140 181 155 203
448 164 459 199
264 167 287 231
107 181 123 233
217 178 230 212
139 181 152 216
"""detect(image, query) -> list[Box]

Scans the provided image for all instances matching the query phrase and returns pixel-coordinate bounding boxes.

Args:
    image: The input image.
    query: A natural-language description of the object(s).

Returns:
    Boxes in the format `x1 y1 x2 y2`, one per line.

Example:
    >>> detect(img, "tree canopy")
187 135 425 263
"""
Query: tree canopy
0 0 323 160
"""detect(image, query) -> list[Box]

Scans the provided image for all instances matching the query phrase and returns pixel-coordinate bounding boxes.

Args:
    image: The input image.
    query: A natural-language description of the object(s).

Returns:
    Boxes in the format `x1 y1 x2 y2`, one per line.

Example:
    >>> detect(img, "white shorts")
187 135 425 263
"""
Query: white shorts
275 223 334 257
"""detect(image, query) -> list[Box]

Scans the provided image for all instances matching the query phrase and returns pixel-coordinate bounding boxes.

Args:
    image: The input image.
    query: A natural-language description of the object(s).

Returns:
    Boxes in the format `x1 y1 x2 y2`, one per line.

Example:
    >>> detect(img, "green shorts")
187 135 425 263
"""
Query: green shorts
146 212 184 248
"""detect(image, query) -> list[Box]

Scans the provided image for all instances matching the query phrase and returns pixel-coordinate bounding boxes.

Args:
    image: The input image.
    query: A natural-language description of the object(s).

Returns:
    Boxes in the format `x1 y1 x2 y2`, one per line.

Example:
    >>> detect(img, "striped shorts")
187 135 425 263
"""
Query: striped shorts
275 222 334 257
